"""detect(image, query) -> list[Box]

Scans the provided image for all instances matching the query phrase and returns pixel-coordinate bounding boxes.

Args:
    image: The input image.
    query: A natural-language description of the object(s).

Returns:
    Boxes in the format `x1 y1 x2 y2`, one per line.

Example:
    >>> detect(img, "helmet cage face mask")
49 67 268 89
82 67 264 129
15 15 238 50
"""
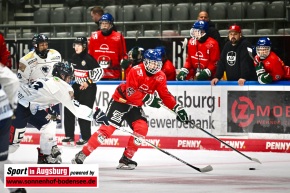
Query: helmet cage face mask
144 59 162 74
52 62 74 83
256 46 271 59
190 28 204 39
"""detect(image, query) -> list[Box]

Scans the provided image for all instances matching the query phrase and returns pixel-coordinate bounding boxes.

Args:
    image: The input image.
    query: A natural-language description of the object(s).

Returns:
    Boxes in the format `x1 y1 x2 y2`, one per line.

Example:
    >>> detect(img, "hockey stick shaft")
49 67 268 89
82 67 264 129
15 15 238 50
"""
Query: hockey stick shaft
161 105 262 164
116 127 213 173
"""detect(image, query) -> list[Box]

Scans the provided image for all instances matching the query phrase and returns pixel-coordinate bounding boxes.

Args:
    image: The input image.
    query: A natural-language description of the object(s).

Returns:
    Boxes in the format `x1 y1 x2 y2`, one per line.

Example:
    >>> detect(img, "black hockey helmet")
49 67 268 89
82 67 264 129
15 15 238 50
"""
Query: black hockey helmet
73 36 88 49
32 33 48 48
52 61 73 80
32 33 49 58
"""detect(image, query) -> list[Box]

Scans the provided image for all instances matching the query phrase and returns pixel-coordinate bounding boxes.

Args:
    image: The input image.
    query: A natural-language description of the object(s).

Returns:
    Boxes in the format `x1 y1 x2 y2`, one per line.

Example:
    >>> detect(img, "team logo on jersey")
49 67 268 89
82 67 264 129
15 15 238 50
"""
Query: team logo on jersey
97 55 111 68
100 44 109 51
51 56 61 61
155 75 164 82
92 32 98 39
227 51 236 66
81 60 86 66
28 58 37 65
41 65 51 76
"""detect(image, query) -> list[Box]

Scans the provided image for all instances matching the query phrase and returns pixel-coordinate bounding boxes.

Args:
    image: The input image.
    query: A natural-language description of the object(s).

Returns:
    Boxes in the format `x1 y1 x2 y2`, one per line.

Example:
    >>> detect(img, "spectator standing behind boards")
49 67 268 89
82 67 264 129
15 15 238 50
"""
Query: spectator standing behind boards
197 11 222 49
211 25 257 86
62 37 104 146
177 20 220 81
155 46 176 81
254 37 286 84
90 6 117 31
0 32 12 68
89 13 127 80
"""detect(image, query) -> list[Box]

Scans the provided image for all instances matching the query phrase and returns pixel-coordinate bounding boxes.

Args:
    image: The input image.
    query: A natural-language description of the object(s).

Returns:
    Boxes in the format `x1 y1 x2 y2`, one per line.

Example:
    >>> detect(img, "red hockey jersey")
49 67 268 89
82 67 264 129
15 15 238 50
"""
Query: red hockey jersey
89 31 127 80
112 63 176 109
254 52 285 81
184 37 220 80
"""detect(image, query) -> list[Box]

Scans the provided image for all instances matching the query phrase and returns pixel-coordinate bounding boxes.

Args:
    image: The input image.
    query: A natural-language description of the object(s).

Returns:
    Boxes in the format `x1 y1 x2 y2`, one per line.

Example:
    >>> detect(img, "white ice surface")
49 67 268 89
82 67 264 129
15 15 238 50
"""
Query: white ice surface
1 144 290 193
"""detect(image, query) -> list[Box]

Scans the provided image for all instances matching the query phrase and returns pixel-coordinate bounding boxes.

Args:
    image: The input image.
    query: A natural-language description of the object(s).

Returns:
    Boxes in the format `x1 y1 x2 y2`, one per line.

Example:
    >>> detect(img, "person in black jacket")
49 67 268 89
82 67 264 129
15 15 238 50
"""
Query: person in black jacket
62 37 104 146
211 25 257 86
197 11 222 49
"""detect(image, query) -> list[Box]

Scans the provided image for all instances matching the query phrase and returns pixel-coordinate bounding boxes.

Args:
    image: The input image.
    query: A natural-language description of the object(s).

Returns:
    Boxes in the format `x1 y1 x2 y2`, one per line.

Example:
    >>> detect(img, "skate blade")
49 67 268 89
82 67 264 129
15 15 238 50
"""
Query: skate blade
62 142 75 147
116 163 136 170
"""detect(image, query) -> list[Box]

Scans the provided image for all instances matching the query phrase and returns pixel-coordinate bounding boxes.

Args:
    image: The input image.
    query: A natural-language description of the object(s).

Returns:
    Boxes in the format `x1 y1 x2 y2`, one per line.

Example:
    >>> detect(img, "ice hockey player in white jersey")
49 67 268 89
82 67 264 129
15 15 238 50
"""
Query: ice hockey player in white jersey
18 33 61 84
9 62 109 164
0 63 26 193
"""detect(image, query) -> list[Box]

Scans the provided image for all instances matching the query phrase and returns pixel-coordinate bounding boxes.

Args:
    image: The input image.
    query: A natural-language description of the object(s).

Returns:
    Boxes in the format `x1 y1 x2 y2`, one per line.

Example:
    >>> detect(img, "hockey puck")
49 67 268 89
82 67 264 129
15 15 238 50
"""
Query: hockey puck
249 168 256 170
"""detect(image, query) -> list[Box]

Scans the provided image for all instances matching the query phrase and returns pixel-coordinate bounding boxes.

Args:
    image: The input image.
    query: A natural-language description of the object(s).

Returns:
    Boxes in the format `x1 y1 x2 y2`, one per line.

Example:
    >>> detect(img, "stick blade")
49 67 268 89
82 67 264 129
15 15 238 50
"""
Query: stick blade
251 157 262 164
199 165 213 173
247 47 252 53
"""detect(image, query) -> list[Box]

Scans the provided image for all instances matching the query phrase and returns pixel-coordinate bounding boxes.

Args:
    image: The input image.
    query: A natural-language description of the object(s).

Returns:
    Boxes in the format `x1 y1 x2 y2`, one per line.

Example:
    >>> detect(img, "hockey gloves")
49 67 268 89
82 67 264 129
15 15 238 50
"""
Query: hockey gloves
121 59 131 70
89 68 104 82
143 94 162 108
173 104 189 123
177 68 189 81
196 68 211 80
255 62 272 84
47 106 60 121
93 107 110 126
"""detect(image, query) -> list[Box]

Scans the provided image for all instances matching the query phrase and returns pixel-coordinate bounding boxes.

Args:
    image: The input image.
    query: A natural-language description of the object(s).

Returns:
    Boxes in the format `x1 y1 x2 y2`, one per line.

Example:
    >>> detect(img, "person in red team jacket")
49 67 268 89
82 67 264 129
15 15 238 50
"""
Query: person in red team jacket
254 37 287 84
89 13 127 80
72 49 189 169
0 32 12 68
155 46 176 80
177 20 220 81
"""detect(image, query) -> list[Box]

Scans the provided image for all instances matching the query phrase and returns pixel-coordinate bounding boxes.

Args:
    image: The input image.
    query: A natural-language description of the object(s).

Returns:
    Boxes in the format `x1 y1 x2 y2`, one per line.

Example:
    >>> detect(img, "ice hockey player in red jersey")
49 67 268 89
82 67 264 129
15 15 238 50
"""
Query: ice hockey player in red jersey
155 46 176 80
177 20 220 81
254 37 286 84
72 49 189 169
89 13 127 80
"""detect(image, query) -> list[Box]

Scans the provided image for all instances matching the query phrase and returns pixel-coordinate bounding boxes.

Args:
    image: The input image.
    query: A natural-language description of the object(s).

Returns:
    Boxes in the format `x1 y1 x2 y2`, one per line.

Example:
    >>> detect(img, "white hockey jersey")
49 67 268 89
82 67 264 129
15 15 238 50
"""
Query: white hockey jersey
18 49 62 85
0 65 19 121
18 77 93 121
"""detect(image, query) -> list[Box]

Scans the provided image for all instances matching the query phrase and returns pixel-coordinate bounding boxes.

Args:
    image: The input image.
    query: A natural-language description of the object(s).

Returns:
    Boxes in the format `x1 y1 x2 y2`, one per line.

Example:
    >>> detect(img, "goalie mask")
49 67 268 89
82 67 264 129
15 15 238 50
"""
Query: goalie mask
32 34 49 58
52 62 74 83
190 20 208 40
256 37 271 59
128 46 144 63
99 13 114 36
143 49 162 75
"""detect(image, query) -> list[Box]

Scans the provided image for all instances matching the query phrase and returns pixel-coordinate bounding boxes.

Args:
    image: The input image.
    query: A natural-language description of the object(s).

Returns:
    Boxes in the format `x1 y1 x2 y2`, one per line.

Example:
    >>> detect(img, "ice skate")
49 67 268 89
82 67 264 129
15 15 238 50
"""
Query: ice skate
37 145 62 164
71 151 87 164
116 154 137 170
76 138 87 146
62 137 75 146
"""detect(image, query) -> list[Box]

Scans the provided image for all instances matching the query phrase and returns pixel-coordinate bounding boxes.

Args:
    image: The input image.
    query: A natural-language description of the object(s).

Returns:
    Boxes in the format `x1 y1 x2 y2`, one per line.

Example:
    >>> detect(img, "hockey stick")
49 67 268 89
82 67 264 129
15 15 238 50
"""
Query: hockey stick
247 47 258 63
116 127 213 173
161 104 262 164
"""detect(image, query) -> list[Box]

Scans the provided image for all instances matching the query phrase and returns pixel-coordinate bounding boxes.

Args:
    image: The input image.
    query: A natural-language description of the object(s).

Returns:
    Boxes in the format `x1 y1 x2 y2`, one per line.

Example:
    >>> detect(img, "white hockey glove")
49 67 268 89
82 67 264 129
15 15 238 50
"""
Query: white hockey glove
89 68 104 82
93 107 109 126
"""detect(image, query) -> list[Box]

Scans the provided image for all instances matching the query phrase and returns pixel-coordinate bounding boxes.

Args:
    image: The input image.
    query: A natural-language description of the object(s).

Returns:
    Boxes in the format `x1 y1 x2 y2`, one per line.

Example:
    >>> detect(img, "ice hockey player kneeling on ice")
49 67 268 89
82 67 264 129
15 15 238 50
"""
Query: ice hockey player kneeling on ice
72 49 189 169
254 37 286 84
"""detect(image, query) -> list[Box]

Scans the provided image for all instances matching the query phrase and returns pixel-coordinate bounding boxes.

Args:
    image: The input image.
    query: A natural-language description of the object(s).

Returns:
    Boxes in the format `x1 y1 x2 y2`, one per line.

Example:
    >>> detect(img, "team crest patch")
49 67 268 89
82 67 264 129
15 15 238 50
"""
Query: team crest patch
41 65 51 76
81 60 86 66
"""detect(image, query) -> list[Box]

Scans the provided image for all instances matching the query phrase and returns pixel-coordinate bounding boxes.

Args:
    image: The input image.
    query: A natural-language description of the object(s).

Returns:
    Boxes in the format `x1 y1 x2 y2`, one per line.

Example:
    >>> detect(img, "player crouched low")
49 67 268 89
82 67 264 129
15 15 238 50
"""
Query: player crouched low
9 62 108 164
71 49 189 169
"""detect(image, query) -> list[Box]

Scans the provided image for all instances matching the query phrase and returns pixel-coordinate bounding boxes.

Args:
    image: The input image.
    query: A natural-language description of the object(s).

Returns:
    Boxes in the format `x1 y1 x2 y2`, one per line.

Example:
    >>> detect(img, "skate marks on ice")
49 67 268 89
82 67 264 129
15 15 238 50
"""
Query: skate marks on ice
3 145 290 193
